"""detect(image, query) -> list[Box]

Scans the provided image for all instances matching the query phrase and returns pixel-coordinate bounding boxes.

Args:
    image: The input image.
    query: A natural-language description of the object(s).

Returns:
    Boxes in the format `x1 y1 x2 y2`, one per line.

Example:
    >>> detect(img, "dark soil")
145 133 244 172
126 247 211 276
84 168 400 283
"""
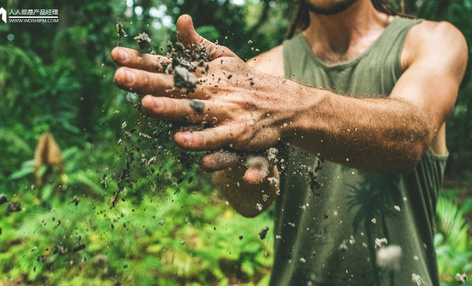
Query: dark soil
116 19 127 47
174 66 198 92
258 226 269 240
7 202 22 213
71 195 80 206
188 99 205 113
134 32 152 50
161 41 210 93
0 193 8 205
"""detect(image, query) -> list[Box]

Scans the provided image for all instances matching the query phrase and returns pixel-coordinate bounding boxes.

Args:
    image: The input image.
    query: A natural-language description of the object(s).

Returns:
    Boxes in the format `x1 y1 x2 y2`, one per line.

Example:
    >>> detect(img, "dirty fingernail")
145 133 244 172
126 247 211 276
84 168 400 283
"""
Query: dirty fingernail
124 70 135 84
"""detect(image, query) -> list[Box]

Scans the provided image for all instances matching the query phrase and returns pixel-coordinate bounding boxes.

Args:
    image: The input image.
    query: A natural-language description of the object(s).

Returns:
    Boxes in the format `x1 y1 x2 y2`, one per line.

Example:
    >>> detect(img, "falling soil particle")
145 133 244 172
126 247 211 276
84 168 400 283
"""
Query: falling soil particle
374 237 388 249
71 195 80 206
7 202 21 213
259 226 270 240
73 244 86 253
456 273 467 284
174 66 198 92
338 240 348 251
266 147 279 164
116 19 127 47
256 203 263 211
161 41 210 93
0 193 8 205
54 245 67 255
376 245 402 271
267 177 279 186
134 32 152 50
411 273 425 285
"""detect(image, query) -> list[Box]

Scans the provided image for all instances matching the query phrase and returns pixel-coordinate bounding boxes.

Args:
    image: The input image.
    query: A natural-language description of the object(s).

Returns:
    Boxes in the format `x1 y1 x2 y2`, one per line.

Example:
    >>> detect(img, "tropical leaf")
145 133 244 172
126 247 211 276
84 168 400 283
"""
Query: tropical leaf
436 195 470 252
0 127 32 153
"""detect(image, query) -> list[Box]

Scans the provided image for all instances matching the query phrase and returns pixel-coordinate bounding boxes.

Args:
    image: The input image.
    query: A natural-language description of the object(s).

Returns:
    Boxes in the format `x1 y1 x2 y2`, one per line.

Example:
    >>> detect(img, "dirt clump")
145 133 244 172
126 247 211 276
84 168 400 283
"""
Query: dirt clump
174 66 198 92
376 245 402 271
161 41 210 93
7 202 21 213
455 273 467 284
0 193 8 205
258 226 270 240
134 32 152 50
116 19 127 47
71 195 80 206
412 273 425 285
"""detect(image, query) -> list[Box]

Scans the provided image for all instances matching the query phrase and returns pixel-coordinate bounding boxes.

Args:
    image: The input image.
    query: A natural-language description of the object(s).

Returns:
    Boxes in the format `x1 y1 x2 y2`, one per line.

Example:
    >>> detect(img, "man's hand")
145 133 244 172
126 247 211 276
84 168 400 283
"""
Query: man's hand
111 15 289 184
113 15 288 153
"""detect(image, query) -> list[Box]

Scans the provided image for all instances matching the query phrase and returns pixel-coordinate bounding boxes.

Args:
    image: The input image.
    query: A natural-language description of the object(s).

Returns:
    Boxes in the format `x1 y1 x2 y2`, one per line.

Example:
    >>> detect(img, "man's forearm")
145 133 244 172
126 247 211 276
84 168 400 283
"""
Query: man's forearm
282 85 435 173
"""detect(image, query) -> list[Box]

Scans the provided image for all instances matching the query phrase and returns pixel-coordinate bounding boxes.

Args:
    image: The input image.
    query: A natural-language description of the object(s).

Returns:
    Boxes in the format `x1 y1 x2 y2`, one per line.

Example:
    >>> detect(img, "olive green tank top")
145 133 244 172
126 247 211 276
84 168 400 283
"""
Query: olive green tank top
271 16 447 286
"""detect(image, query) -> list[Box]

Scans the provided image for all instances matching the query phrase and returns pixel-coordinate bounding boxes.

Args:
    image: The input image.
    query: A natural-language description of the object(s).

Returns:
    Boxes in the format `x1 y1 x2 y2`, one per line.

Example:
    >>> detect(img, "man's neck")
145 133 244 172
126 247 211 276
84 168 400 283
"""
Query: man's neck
303 0 393 64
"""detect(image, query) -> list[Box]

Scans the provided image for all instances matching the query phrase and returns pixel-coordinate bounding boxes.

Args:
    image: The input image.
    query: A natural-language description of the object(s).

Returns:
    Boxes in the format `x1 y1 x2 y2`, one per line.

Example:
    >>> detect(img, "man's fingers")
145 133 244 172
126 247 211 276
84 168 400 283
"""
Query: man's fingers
174 125 239 151
200 151 271 185
111 47 171 72
115 66 211 98
199 150 242 173
175 15 204 48
244 156 270 185
244 167 270 185
176 14 238 60
114 67 174 95
142 95 211 121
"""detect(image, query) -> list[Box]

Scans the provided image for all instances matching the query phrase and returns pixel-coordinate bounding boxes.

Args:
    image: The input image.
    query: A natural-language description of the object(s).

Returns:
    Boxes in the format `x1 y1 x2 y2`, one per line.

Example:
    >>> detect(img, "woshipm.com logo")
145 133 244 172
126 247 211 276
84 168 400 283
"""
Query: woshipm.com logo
0 7 59 23
0 7 6 23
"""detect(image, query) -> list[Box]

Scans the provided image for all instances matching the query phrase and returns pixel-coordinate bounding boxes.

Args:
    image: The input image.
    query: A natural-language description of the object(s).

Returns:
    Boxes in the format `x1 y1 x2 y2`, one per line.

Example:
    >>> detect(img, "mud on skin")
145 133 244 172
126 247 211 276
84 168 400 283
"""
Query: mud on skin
161 41 210 93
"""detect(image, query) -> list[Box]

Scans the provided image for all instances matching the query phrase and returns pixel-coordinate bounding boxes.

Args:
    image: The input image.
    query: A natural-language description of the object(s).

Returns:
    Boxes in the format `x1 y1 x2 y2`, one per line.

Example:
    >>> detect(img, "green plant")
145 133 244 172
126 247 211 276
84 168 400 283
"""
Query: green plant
0 183 274 285
435 191 472 285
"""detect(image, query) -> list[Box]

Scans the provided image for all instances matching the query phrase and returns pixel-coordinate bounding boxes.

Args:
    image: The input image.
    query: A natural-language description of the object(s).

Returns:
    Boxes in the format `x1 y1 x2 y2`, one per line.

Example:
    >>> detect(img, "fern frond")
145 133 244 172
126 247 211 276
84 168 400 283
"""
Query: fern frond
0 127 32 153
436 196 471 252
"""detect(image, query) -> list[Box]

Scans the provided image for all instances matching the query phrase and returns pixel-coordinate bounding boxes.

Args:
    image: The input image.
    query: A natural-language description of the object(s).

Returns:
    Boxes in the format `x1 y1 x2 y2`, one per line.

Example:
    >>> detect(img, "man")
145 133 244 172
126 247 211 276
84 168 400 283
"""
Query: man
112 0 467 284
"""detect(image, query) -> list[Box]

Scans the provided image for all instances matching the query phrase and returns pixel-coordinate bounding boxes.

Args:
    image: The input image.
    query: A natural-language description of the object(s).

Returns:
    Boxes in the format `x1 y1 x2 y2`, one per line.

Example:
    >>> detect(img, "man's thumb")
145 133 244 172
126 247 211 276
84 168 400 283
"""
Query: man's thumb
176 14 237 60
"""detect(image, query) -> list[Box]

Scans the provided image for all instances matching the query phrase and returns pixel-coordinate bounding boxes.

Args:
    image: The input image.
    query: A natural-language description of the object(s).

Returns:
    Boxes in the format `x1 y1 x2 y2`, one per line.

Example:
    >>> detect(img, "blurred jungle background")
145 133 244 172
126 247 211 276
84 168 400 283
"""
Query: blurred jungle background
1 0 472 285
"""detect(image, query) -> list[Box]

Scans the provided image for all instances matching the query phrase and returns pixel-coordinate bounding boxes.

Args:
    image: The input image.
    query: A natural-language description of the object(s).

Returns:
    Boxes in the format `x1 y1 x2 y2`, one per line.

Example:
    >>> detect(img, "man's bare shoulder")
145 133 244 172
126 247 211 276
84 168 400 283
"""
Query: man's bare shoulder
402 19 467 70
246 45 285 78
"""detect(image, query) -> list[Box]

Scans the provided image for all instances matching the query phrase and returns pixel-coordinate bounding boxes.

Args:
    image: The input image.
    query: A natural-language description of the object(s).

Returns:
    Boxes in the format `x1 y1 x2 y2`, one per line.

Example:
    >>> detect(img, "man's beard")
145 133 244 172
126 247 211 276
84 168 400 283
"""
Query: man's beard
305 0 359 15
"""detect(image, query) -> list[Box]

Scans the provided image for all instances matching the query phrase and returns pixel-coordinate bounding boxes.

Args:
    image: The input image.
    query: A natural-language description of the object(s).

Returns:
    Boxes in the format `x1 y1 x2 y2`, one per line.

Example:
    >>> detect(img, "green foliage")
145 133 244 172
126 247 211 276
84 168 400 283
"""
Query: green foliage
0 127 31 154
435 190 472 285
0 181 273 285
0 82 273 284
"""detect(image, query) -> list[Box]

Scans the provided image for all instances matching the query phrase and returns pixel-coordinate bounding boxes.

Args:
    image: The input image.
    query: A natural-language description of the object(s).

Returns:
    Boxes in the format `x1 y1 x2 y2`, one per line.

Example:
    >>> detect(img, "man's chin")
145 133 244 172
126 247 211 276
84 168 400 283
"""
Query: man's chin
305 0 358 16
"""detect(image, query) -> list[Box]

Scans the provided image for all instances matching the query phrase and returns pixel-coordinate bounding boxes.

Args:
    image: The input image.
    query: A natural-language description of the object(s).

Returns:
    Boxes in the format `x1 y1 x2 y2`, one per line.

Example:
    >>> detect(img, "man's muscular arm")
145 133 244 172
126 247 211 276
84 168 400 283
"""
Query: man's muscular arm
165 20 466 173
279 21 466 172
